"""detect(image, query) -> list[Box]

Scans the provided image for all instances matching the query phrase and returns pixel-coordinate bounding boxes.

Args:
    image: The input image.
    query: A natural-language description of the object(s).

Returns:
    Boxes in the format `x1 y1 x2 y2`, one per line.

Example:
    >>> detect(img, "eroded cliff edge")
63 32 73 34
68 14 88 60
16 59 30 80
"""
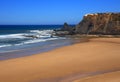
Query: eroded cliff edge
75 13 120 35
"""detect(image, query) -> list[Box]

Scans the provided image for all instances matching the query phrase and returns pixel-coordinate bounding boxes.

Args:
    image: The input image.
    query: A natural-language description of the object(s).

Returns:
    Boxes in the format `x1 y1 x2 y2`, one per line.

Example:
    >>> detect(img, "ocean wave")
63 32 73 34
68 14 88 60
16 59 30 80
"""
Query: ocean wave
0 37 62 48
30 30 53 34
29 30 54 37
0 34 27 39
0 44 12 48
0 30 65 49
23 37 58 44
0 30 54 39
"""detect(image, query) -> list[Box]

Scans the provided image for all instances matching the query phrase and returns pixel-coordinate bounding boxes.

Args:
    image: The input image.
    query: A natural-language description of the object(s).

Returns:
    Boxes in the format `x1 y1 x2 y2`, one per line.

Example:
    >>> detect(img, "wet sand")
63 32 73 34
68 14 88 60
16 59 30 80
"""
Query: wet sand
0 38 120 82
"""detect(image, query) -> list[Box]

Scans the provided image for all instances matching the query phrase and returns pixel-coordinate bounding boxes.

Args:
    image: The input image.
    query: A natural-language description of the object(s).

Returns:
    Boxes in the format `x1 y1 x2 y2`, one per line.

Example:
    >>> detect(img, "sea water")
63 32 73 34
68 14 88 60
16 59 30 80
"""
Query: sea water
0 25 75 60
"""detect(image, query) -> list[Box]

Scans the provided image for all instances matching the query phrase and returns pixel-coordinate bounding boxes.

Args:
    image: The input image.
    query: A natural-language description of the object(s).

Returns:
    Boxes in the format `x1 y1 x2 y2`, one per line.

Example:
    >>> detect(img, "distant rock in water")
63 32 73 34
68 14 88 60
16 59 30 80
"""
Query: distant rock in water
61 22 71 31
54 22 75 36
75 13 120 35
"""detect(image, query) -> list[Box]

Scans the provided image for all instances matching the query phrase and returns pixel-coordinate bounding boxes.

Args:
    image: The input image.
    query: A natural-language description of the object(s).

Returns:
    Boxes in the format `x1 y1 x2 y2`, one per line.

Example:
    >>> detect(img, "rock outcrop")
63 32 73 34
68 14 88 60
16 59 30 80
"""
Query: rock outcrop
61 22 75 33
75 13 120 35
61 22 71 31
54 23 75 36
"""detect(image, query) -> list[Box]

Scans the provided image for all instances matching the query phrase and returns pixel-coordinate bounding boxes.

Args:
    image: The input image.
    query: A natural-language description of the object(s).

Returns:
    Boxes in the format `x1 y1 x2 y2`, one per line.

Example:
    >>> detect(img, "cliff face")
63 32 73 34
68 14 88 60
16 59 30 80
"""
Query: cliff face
75 13 120 35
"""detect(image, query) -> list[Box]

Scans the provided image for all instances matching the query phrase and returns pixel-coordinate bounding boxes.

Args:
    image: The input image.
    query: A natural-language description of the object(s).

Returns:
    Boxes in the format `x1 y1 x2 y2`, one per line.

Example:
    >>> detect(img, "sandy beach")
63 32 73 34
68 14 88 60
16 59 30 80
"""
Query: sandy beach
0 38 120 82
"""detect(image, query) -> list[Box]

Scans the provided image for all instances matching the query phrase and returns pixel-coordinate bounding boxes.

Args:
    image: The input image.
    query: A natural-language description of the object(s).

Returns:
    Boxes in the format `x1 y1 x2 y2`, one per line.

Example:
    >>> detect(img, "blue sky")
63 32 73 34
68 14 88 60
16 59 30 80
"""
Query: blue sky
0 0 120 25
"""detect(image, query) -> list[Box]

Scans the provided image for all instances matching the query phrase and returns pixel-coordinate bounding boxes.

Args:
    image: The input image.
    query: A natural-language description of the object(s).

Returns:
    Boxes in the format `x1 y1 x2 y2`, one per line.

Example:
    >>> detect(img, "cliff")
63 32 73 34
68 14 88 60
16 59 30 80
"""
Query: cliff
75 13 120 35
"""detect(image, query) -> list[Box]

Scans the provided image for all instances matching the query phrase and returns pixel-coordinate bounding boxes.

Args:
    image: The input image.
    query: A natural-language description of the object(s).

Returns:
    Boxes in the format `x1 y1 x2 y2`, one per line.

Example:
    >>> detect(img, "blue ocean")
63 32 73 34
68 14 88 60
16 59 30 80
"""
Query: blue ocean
0 25 76 60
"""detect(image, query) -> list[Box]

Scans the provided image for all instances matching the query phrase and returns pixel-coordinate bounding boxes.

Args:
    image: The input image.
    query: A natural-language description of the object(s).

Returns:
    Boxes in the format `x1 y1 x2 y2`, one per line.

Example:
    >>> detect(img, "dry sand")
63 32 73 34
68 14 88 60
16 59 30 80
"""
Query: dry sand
74 71 120 82
0 38 120 82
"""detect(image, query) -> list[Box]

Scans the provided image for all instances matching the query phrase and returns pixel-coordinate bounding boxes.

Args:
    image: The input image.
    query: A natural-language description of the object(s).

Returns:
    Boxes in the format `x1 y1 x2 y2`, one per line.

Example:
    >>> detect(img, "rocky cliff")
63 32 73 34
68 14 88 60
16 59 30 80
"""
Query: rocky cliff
75 13 120 35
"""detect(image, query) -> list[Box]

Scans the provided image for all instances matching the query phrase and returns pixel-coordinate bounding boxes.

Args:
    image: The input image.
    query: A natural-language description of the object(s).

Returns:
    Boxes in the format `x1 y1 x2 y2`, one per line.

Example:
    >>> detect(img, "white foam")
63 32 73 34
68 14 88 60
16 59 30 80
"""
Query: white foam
0 44 12 48
30 30 53 34
23 38 58 44
0 34 27 39
30 30 53 36
26 30 54 39
0 30 54 39
0 30 64 49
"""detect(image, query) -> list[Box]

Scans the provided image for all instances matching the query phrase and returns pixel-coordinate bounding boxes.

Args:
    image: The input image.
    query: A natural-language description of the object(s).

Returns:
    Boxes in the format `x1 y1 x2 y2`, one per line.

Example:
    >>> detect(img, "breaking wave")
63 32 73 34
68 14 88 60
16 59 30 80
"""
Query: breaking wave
0 30 64 49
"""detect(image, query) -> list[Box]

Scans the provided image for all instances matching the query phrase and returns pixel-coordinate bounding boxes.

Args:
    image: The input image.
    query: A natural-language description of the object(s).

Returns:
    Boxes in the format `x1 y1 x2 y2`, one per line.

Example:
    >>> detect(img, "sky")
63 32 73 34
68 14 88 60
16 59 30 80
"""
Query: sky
0 0 120 25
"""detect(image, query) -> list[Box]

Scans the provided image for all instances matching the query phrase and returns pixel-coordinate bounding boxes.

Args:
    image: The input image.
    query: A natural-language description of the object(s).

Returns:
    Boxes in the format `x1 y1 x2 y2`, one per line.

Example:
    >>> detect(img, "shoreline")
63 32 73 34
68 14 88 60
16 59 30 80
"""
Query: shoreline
0 38 87 61
0 38 120 82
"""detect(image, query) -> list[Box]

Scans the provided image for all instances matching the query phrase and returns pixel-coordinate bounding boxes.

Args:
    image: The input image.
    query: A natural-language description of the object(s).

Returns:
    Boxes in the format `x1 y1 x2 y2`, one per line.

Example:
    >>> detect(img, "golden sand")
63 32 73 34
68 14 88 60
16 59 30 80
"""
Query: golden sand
74 71 120 82
0 38 120 82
